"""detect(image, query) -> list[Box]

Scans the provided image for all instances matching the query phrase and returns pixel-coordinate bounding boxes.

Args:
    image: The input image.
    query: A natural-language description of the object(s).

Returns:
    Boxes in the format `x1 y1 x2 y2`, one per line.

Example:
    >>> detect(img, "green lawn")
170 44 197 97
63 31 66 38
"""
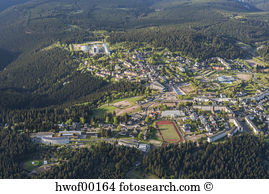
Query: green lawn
158 124 180 142
110 96 144 104
23 160 43 172
93 96 144 117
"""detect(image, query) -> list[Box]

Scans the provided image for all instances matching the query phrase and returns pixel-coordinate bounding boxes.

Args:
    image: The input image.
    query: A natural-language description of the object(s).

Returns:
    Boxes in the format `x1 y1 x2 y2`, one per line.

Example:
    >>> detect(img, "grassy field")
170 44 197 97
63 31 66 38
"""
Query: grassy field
23 160 43 172
94 96 143 117
158 124 181 142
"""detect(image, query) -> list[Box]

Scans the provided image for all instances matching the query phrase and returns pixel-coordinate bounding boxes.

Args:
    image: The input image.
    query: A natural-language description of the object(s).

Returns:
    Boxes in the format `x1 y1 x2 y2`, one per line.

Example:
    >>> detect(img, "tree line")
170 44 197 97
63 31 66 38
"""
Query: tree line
109 28 247 60
142 134 268 178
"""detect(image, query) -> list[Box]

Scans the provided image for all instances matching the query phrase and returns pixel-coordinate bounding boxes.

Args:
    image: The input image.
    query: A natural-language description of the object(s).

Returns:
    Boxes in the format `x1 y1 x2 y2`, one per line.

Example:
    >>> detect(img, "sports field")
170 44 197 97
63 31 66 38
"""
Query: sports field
156 121 184 143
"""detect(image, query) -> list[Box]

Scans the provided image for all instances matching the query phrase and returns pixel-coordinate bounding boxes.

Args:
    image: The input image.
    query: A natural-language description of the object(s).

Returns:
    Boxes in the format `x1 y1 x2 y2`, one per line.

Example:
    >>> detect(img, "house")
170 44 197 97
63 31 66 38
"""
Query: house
58 123 68 129
131 113 144 122
199 115 208 125
207 131 227 142
182 124 191 133
84 123 90 128
190 113 197 121
205 125 212 133
212 66 225 71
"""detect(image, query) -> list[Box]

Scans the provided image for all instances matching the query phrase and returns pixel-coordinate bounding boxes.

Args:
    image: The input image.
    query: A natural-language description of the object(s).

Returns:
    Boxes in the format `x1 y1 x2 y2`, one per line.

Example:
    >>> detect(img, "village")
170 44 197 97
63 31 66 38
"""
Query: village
28 41 269 152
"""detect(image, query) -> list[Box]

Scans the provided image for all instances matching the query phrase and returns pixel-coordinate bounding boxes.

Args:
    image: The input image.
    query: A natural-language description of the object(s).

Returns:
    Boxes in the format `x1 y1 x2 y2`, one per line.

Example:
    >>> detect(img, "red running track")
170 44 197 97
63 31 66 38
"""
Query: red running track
156 120 184 143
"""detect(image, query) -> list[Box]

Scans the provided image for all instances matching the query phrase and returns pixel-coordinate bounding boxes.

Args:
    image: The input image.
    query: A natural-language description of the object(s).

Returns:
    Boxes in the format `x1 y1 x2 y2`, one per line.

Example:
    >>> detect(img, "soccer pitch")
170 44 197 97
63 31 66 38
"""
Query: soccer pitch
156 121 184 143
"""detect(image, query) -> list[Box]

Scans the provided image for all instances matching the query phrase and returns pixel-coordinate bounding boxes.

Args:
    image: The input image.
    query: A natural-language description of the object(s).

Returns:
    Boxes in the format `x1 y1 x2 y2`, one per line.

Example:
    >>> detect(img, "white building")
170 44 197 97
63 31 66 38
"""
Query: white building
81 45 89 52
138 144 150 152
207 131 227 142
59 131 82 136
215 98 237 103
161 110 185 118
103 43 111 55
229 118 243 132
30 132 54 139
172 86 186 95
149 81 165 91
245 116 260 134
41 137 69 145
118 139 139 148
194 97 211 102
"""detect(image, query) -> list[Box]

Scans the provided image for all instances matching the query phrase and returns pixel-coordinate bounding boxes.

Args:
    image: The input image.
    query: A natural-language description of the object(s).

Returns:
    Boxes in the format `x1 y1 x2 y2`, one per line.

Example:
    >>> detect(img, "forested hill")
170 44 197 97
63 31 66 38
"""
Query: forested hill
0 0 268 111
143 134 269 179
0 0 30 12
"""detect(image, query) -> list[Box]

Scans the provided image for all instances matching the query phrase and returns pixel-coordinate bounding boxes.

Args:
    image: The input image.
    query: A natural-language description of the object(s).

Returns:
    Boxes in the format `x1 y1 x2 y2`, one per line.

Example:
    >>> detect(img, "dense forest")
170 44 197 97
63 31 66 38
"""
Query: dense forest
0 127 34 178
0 0 30 12
1 131 267 179
257 43 269 61
38 142 142 179
0 47 146 110
109 29 246 59
143 134 269 178
0 126 142 179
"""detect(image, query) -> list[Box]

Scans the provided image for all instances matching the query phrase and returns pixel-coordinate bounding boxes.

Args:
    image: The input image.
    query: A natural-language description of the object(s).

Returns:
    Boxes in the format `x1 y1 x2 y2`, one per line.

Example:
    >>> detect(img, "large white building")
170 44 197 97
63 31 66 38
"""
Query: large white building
207 131 227 143
41 137 69 145
149 81 165 91
59 131 82 136
30 132 54 139
118 139 139 148
172 86 186 95
229 118 243 132
245 116 260 134
161 110 185 118
78 42 110 55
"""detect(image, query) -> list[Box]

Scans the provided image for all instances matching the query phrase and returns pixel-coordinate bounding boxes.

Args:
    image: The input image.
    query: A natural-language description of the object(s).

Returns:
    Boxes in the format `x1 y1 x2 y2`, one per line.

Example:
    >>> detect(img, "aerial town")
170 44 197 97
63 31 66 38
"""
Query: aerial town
29 41 269 153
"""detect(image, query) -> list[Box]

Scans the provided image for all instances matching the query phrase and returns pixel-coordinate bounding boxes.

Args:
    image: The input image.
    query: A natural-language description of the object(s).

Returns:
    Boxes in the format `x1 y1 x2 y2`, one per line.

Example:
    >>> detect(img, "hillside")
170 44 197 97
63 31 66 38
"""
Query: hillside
0 0 269 110
0 0 30 12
